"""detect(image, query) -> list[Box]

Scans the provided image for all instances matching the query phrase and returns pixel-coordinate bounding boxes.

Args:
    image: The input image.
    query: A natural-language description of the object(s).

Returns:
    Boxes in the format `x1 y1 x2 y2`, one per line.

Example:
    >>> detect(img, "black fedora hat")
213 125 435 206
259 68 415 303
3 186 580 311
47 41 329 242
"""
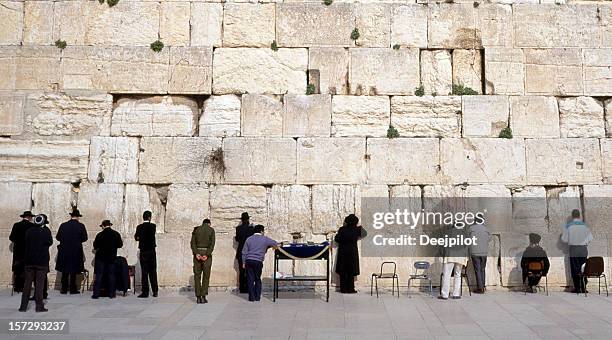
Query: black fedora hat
240 212 250 221
69 209 83 217
20 211 35 218
100 220 113 227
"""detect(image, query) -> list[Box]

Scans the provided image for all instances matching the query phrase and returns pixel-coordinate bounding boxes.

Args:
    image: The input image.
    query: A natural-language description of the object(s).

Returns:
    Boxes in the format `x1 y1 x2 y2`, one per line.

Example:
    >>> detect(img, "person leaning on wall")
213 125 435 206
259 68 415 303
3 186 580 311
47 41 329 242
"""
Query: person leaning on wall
561 209 593 294
334 214 367 294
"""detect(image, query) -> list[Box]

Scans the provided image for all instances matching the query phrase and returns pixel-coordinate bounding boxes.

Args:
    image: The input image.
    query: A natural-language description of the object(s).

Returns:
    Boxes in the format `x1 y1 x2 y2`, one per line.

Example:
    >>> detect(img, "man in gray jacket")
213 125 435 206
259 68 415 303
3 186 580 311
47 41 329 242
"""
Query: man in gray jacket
469 222 491 294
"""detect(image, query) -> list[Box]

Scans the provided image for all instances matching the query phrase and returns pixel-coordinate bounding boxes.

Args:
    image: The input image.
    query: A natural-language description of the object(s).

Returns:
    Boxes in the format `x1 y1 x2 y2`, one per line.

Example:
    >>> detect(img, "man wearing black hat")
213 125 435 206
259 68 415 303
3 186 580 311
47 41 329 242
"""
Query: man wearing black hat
520 233 550 293
235 212 254 293
56 209 88 294
134 211 158 298
92 220 123 299
19 214 52 312
9 211 36 293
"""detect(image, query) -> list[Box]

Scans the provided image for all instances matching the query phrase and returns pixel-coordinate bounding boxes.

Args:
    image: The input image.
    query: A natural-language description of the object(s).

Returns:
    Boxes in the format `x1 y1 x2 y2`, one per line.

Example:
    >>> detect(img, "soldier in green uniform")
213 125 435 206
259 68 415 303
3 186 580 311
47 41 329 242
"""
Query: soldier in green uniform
191 219 215 304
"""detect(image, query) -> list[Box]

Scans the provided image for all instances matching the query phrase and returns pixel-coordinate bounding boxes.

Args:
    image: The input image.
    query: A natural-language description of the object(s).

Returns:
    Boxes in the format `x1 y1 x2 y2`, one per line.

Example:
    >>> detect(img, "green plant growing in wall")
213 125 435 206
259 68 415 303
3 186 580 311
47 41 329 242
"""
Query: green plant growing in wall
323 0 333 5
271 40 278 51
432 91 438 97
452 83 479 95
150 40 164 53
306 84 316 95
98 0 105 4
55 40 67 50
107 0 119 7
350 28 360 41
387 125 400 139
414 85 424 97
393 44 400 50
499 126 513 139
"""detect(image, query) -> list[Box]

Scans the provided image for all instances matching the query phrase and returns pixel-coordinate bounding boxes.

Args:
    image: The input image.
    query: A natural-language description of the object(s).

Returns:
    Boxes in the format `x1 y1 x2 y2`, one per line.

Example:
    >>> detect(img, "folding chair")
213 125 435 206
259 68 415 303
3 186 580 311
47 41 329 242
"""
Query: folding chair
523 260 548 296
407 261 433 297
439 265 471 296
80 269 90 293
371 262 399 298
579 256 608 297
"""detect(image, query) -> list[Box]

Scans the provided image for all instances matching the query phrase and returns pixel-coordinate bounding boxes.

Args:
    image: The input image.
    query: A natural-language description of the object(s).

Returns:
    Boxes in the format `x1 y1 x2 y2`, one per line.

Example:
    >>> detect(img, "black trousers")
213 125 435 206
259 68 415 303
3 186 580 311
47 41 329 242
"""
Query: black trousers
471 256 487 290
245 260 263 301
569 245 588 292
12 260 25 292
237 257 248 293
139 250 158 295
522 273 542 287
20 266 46 311
93 259 116 298
339 273 355 293
61 272 78 293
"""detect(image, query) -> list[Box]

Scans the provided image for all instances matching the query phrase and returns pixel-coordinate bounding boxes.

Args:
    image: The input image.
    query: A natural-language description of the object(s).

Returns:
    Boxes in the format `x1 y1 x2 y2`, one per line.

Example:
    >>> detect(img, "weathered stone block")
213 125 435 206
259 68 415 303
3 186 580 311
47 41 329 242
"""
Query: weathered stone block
546 186 582 235
268 185 311 238
0 1 23 45
297 138 366 184
421 50 452 95
199 95 241 137
213 48 307 94
524 49 583 95
525 138 602 185
223 4 275 47
390 4 428 48
88 137 139 184
350 48 419 95
223 138 297 184
355 4 390 48
32 183 75 229
0 92 25 135
190 3 223 47
510 96 559 138
23 1 53 45
165 184 210 233
582 185 612 236
160 2 190 46
583 49 612 96
332 96 390 137
112 96 197 137
308 48 349 95
276 3 355 47
0 139 89 182
209 185 268 232
462 95 509 137
452 50 482 94
123 184 166 235
139 137 223 184
484 48 524 95
0 182 32 231
602 139 612 184
241 95 283 137
77 182 124 233
367 138 440 184
559 97 605 138
312 185 356 234
390 96 461 138
169 47 213 94
283 94 331 137
510 186 547 235
440 138 526 184
2 47 61 91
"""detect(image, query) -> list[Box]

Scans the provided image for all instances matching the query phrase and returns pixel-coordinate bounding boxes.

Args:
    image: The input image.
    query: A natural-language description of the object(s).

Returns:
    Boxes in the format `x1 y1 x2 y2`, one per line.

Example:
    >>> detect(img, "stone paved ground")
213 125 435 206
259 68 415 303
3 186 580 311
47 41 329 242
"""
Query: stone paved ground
2 288 612 340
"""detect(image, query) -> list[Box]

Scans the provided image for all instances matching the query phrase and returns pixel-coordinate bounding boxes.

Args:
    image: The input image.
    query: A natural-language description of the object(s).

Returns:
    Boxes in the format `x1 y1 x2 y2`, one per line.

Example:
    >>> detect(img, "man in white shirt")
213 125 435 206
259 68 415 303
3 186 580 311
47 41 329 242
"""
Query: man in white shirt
561 209 593 293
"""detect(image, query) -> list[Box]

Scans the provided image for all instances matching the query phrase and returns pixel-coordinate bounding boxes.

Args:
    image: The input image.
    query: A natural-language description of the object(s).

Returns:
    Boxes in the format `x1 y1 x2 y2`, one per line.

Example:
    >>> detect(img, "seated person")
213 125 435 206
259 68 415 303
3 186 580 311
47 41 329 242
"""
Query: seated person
520 233 550 293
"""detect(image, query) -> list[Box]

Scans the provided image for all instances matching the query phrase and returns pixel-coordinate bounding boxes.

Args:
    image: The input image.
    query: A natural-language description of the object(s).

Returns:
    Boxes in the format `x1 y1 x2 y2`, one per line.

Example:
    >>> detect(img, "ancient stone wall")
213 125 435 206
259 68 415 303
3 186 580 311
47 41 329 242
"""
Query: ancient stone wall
0 0 611 289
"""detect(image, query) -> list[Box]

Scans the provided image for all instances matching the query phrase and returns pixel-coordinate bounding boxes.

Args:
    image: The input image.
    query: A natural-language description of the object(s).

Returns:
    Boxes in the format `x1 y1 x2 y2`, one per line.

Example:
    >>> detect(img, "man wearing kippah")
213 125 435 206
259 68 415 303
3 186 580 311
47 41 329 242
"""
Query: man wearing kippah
562 209 593 293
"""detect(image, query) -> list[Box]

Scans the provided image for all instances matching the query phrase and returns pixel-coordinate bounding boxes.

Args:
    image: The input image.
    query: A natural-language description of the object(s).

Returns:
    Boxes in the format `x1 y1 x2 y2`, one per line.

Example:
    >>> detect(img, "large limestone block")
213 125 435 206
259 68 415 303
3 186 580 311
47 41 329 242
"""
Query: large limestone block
583 185 612 236
511 186 547 235
355 4 391 48
0 92 25 135
223 138 297 184
0 139 89 182
276 3 355 47
77 183 125 233
241 95 283 137
525 138 602 185
390 96 461 137
349 48 419 95
583 49 612 96
546 186 582 235
308 48 349 95
154 234 187 286
0 1 22 45
601 139 612 184
223 3 275 47
390 4 428 48
462 95 509 137
513 4 601 48
367 138 440 184
32 183 75 229
23 1 53 45
331 96 390 137
165 184 209 233
169 47 213 94
297 138 366 184
123 184 166 235
88 137 139 184
0 182 32 231
268 185 312 238
559 97 605 138
283 94 331 137
2 47 61 91
440 138 526 185
421 50 452 95
21 91 112 140
311 185 356 234
509 96 560 138
190 3 222 47
139 137 223 184
524 49 583 96
199 95 241 137
160 2 190 46
484 48 524 95
61 46 169 93
111 96 197 137
213 48 307 94
452 50 482 94
209 185 268 232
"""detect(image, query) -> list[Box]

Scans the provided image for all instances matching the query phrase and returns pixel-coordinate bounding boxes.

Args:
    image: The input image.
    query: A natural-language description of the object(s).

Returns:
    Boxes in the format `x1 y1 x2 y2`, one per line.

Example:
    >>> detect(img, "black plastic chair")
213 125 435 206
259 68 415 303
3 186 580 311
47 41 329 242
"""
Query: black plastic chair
579 256 608 297
371 262 399 298
523 260 548 296
407 261 433 297
439 265 471 297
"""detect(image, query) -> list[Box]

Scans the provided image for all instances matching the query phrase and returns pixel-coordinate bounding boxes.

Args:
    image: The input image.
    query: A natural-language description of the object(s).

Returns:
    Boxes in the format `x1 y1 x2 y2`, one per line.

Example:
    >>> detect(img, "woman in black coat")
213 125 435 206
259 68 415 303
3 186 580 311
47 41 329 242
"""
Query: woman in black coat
334 214 367 294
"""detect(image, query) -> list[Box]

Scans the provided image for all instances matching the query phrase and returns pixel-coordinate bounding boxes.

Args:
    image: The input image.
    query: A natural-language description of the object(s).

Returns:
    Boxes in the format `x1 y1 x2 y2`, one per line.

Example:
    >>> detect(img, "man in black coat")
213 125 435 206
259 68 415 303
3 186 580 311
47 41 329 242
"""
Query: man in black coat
9 211 36 293
134 211 158 298
92 220 123 299
56 209 88 294
235 212 254 293
334 214 367 294
19 214 53 312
